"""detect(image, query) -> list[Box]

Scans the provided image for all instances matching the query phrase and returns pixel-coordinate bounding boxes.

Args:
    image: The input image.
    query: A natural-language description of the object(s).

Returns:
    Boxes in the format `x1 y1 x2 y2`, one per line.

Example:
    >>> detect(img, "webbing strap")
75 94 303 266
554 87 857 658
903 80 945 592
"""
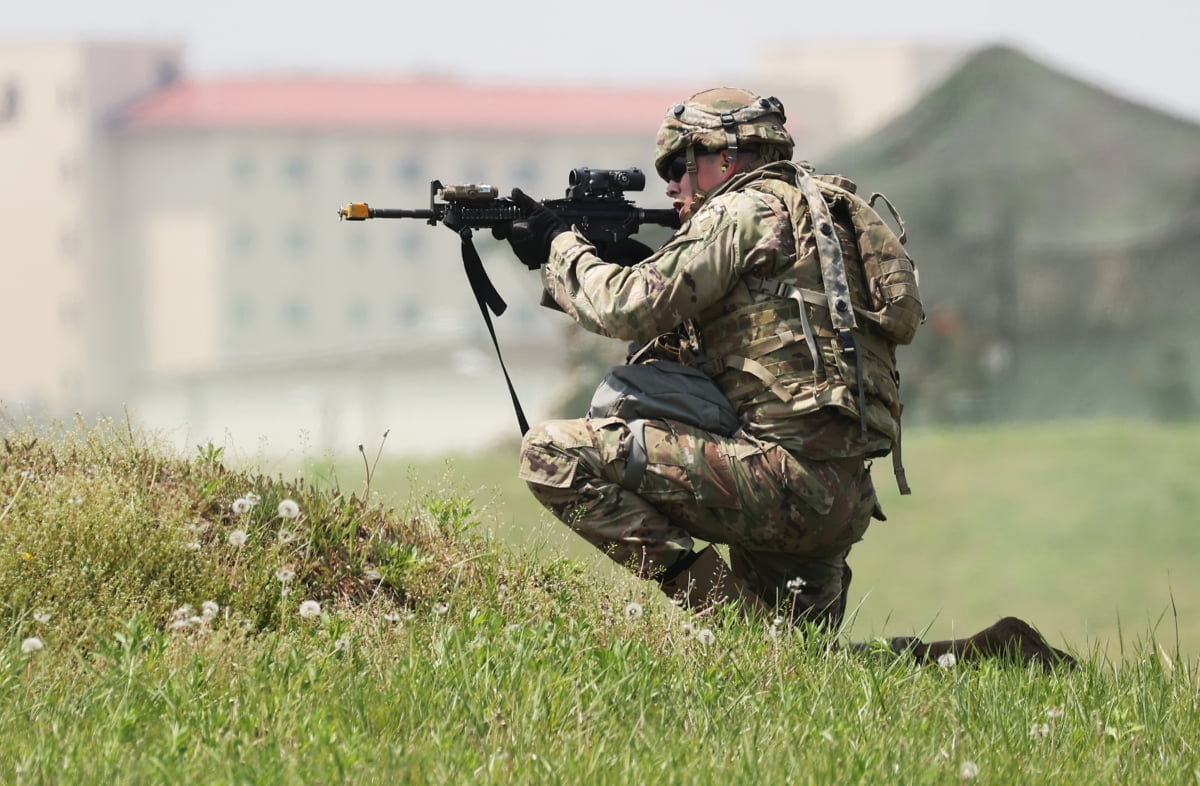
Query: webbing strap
622 419 649 490
743 275 823 397
722 356 792 402
455 226 530 436
793 170 857 336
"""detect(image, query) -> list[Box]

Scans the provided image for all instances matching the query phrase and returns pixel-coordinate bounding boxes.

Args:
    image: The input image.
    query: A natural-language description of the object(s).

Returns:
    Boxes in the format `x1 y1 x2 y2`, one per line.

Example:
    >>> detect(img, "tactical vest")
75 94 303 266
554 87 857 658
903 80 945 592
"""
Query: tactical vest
698 162 923 492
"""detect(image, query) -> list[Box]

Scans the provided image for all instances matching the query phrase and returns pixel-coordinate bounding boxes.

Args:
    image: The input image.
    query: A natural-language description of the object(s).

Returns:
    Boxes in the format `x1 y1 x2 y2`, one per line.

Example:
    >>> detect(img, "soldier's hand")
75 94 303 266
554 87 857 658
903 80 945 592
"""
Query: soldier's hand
494 188 568 269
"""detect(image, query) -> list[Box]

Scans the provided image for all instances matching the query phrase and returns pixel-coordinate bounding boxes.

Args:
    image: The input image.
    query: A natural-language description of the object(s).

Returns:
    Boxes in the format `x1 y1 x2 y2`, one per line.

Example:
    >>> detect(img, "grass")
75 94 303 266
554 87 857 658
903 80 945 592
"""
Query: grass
3 414 1199 783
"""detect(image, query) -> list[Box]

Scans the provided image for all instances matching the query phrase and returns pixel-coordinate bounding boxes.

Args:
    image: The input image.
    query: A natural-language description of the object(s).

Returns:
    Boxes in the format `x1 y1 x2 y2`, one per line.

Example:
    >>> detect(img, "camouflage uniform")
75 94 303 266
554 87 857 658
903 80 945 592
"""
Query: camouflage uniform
519 89 900 627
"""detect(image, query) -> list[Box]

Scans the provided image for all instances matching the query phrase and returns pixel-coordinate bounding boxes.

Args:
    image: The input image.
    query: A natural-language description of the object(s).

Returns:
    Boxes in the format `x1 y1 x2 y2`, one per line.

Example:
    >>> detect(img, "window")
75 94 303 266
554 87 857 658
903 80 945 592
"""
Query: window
0 82 18 124
282 298 310 328
231 153 256 182
283 154 309 182
346 156 372 184
395 157 424 184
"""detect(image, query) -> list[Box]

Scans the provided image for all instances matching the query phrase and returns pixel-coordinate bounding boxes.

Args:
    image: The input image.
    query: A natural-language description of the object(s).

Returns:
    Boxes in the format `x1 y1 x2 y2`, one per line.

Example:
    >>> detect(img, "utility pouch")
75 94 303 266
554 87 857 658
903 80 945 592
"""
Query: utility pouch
588 360 740 436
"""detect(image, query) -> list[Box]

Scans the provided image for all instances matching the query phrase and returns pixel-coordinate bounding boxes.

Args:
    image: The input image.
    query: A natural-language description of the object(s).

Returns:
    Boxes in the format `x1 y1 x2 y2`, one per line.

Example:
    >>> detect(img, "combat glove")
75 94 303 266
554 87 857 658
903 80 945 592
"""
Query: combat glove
493 188 568 269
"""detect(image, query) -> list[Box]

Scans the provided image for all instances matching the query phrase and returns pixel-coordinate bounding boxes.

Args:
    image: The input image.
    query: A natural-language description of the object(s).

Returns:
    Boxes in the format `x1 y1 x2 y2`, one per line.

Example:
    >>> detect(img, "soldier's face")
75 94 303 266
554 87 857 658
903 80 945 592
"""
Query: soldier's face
665 150 731 219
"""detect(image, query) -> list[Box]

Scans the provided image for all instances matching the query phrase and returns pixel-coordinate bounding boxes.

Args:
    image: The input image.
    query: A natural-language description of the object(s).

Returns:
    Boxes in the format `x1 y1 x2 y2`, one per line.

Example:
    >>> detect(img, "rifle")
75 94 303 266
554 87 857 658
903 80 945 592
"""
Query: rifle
338 166 679 253
338 167 680 435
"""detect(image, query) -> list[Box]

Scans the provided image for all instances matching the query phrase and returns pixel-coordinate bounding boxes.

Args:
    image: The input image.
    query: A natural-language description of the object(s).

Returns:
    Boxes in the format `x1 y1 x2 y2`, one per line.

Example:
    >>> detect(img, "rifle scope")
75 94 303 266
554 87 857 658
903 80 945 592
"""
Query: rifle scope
566 167 646 198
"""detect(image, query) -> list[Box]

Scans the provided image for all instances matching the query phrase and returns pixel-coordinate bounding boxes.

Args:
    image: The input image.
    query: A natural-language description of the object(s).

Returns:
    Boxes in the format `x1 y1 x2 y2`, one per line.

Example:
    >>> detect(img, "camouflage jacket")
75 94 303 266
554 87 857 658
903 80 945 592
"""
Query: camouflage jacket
542 168 891 460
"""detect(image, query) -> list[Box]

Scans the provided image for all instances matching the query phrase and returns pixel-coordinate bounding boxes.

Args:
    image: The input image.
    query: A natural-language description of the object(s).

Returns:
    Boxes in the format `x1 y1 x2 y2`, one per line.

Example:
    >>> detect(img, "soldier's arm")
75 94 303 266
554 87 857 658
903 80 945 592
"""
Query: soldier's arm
539 192 782 341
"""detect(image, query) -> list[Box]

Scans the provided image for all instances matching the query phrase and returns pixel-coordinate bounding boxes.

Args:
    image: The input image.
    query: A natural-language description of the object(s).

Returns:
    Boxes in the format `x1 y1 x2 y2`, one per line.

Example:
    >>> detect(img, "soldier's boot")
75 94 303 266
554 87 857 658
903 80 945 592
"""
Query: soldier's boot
871 617 1076 671
657 545 772 617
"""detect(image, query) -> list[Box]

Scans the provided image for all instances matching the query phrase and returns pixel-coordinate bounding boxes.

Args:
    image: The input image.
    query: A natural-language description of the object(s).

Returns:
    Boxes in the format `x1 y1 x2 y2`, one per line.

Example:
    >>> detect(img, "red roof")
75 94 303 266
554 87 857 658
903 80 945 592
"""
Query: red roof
118 77 699 134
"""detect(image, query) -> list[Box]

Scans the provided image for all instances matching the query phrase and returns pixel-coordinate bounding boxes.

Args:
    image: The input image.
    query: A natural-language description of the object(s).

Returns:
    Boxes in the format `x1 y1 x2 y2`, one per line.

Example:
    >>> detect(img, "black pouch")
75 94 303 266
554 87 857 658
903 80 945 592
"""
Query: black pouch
587 360 740 437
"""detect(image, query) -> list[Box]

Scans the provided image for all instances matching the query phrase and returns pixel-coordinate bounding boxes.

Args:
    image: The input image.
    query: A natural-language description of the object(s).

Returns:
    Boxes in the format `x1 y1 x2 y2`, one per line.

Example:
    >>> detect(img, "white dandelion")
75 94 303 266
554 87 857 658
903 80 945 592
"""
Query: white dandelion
937 652 958 669
227 529 248 547
33 611 51 624
298 600 322 619
21 637 45 654
696 628 715 645
276 566 296 584
624 602 644 620
231 497 252 515
1046 706 1064 720
433 602 450 616
277 529 298 544
244 492 261 506
680 621 696 637
1030 723 1050 739
277 499 300 520
201 601 220 620
959 761 979 779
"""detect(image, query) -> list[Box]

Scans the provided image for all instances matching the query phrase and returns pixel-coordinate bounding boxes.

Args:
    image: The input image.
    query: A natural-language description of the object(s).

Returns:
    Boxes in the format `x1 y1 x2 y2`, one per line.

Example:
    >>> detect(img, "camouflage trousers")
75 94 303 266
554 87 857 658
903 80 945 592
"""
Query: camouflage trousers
518 416 879 626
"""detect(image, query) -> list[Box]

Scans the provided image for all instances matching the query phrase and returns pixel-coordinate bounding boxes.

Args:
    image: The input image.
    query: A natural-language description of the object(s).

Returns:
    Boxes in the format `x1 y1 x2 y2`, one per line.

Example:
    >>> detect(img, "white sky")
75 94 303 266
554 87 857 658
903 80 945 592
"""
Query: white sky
4 0 1200 124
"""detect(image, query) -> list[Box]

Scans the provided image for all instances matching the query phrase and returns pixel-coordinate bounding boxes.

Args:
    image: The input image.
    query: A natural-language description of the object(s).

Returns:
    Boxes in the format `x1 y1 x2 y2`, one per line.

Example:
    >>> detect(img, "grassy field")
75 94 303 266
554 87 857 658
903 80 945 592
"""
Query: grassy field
3 415 1199 783
359 418 1200 660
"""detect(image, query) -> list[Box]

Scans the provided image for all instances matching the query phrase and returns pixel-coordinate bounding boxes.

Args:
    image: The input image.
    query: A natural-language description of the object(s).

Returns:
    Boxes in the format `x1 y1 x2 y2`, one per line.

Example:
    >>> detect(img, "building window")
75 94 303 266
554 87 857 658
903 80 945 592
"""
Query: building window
283 154 309 182
231 153 256 182
398 231 425 259
282 298 310 328
284 226 308 255
0 82 18 124
395 157 424 184
230 297 255 328
346 299 370 329
510 159 539 185
346 156 372 184
228 224 256 254
395 300 423 327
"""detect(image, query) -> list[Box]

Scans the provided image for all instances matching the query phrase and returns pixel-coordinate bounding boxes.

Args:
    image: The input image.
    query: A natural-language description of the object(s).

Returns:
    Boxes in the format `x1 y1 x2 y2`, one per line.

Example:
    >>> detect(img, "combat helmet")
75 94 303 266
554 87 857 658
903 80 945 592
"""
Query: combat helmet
654 87 793 182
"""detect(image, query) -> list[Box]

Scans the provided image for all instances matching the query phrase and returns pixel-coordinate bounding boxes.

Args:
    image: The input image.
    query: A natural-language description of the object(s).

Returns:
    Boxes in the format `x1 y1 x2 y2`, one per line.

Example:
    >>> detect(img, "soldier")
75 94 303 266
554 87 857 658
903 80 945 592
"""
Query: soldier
497 88 920 629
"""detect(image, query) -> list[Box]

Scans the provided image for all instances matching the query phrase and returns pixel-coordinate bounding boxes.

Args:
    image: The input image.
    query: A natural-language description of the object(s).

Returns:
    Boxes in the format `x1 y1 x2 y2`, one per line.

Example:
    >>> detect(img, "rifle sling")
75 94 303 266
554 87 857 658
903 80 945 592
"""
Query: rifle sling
457 227 530 435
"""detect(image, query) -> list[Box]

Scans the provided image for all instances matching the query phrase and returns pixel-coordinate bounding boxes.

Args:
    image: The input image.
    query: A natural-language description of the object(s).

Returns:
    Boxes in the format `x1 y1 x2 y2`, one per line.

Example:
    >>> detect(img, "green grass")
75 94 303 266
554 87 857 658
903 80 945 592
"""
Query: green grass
3 415 1199 783
343 418 1200 660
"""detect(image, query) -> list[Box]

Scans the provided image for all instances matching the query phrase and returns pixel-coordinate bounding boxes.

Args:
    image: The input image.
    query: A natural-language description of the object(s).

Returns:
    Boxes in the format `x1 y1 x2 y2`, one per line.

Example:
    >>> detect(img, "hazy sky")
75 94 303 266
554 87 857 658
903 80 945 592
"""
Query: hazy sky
5 0 1200 123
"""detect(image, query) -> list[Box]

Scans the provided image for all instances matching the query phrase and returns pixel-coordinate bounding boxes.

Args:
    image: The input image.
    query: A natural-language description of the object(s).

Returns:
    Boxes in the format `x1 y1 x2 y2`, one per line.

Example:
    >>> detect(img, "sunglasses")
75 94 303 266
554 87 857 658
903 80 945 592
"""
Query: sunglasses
664 150 691 182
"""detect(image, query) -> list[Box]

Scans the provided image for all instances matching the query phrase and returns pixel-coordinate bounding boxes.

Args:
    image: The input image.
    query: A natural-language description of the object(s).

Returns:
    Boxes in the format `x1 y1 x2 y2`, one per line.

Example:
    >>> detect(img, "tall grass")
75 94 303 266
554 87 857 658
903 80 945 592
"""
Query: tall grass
3 415 1199 784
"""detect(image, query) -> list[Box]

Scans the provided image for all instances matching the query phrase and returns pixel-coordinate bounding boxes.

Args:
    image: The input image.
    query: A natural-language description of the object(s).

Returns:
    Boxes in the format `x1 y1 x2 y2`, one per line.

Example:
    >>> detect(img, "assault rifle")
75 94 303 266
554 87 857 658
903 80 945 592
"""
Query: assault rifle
338 167 680 435
338 166 679 254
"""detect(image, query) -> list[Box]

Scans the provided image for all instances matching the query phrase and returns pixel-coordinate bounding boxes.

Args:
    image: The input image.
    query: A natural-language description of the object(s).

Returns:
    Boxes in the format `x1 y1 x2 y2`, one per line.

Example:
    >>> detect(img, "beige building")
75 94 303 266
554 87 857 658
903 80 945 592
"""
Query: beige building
1 38 955 456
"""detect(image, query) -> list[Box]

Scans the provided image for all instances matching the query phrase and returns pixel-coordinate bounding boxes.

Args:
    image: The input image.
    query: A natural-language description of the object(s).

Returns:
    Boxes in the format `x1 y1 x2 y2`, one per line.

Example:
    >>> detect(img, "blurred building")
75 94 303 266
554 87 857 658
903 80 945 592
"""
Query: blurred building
1 39 954 454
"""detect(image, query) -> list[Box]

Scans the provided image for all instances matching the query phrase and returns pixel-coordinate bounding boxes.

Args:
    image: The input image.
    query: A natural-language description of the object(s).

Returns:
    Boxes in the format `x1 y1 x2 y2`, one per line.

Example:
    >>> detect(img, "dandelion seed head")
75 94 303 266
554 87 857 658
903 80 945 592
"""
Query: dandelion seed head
786 576 807 592
1046 706 1064 720
244 493 260 506
277 499 300 519
276 566 296 584
959 761 979 779
680 621 695 637
227 529 248 547
334 636 350 652
201 601 220 620
624 602 643 619
937 652 958 669
1030 723 1050 739
696 628 715 645
21 637 44 654
277 529 298 544
33 611 51 624
231 498 252 515
433 602 450 616
298 600 321 619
